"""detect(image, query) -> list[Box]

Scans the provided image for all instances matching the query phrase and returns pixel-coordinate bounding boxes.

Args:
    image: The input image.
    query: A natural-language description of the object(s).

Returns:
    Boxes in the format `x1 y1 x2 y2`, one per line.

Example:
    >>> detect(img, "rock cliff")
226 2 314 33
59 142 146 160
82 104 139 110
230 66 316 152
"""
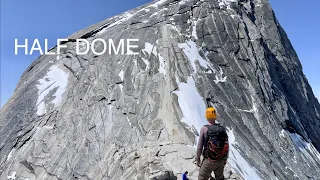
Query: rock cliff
1 0 320 179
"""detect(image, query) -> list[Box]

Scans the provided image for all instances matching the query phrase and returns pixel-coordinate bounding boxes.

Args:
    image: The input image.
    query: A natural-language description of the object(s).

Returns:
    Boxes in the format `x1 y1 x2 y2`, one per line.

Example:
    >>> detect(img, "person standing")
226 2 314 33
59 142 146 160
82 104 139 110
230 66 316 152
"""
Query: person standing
196 107 229 180
182 171 189 180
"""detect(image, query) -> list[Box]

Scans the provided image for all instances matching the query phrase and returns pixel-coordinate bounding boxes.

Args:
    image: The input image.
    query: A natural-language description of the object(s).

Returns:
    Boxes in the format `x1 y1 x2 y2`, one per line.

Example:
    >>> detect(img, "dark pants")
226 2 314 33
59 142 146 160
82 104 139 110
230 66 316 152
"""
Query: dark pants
198 157 227 180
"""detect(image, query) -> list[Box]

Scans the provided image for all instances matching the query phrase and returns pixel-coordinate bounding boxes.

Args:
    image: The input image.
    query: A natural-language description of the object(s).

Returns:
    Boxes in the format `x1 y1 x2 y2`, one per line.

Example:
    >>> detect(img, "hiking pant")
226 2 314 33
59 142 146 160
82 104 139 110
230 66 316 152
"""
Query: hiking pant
198 158 227 180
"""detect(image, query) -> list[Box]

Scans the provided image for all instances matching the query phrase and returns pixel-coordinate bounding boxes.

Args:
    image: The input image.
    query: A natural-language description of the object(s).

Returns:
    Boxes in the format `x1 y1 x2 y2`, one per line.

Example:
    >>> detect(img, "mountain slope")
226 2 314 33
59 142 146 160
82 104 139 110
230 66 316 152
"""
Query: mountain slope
1 0 320 179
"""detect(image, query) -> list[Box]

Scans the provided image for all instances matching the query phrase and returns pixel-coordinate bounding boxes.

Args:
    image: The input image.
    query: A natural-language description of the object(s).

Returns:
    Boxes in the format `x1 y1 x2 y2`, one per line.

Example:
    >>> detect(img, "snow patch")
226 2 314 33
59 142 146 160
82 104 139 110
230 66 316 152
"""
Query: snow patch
127 117 132 127
218 0 238 9
213 67 227 84
43 125 54 129
96 12 134 35
289 133 320 168
205 69 213 74
136 7 150 14
178 40 208 72
173 77 207 136
179 1 186 5
173 76 261 180
8 171 16 180
192 20 198 39
142 42 166 75
279 129 286 138
227 128 262 180
119 70 124 81
7 148 16 161
36 65 69 116
143 42 156 55
108 12 134 28
150 12 159 17
150 0 167 7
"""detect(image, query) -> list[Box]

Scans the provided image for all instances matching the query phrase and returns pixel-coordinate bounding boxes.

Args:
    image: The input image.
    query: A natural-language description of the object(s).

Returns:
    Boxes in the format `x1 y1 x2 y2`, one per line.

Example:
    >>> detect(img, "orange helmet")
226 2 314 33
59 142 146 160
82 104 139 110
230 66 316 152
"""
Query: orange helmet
206 107 217 119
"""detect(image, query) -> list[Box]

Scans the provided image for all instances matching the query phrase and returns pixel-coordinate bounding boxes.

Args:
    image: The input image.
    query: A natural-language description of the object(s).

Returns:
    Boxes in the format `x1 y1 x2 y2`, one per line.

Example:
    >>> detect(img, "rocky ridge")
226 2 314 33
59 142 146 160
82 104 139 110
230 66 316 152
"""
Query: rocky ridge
1 0 320 179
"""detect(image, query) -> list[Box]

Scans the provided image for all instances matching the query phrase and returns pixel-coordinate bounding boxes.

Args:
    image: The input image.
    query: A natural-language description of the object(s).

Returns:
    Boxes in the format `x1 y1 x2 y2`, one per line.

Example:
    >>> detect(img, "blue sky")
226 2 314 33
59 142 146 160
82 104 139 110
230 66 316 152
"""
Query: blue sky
1 0 319 107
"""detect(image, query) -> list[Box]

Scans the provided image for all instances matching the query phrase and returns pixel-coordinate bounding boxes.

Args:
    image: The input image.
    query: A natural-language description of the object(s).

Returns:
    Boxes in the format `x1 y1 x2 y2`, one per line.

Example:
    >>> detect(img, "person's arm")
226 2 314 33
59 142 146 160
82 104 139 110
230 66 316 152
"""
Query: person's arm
196 127 205 164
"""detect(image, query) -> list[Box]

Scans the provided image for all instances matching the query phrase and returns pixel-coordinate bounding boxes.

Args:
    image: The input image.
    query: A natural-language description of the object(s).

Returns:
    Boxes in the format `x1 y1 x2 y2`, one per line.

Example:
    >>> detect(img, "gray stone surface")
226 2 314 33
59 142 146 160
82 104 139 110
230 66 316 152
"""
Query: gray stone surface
1 0 320 179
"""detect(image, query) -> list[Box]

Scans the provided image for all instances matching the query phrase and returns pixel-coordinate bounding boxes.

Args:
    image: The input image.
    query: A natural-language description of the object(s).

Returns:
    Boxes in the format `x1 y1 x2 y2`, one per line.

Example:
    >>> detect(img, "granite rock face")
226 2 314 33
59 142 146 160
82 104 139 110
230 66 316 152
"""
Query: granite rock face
1 0 320 179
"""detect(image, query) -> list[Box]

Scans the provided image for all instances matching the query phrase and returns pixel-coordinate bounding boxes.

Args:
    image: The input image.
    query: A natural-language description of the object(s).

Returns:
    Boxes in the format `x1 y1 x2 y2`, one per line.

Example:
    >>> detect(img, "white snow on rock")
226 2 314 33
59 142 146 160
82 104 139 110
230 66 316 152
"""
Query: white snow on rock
174 76 207 137
136 7 150 14
289 133 320 168
178 40 208 72
142 42 166 75
7 148 16 161
227 128 262 180
279 129 286 138
213 67 227 84
43 125 54 129
218 0 239 9
7 171 16 180
108 12 134 29
150 0 167 8
96 12 134 35
150 12 159 17
119 70 124 81
192 20 198 40
127 117 132 127
96 0 170 35
36 65 69 116
179 1 186 5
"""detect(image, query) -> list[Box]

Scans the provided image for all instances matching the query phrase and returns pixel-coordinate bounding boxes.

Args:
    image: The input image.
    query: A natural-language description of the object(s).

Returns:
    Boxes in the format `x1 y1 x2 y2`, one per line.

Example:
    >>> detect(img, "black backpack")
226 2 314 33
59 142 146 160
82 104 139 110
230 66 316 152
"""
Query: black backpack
204 124 229 162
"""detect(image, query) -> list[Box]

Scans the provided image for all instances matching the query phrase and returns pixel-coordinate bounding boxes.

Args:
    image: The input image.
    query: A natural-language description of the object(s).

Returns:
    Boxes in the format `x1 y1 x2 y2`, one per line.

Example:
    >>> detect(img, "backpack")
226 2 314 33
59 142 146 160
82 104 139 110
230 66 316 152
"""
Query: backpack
204 124 229 162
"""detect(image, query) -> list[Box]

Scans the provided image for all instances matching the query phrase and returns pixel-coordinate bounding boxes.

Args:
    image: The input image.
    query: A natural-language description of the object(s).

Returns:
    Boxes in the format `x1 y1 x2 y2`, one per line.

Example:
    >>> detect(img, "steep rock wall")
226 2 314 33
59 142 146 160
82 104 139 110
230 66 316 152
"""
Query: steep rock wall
1 0 320 179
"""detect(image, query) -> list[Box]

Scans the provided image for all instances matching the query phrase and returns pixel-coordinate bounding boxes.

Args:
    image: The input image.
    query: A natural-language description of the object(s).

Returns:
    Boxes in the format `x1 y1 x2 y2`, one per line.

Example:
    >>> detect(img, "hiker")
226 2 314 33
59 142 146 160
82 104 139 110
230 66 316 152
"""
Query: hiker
196 107 229 180
182 171 189 180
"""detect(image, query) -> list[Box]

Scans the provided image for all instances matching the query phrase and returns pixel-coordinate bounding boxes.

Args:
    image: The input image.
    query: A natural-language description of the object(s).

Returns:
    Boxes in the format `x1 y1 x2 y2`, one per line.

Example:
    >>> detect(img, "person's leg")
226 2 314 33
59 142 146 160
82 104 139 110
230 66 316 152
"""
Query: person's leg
213 158 227 180
198 159 214 180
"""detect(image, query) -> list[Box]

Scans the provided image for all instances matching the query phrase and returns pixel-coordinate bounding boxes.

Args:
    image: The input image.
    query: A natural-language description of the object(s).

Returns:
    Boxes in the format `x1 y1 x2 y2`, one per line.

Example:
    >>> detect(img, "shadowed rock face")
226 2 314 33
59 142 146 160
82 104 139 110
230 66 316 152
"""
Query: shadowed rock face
1 0 320 179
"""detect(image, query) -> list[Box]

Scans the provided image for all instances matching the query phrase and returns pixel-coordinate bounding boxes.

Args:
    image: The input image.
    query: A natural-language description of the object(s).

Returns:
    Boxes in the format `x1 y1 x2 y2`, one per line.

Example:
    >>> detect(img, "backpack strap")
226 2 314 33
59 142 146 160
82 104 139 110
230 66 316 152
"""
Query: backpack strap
203 124 219 155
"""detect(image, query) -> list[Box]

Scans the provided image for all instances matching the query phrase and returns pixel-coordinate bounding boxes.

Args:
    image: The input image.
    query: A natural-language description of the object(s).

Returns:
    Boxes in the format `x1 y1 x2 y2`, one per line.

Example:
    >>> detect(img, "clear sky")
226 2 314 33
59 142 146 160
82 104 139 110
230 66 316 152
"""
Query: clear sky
1 0 319 107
